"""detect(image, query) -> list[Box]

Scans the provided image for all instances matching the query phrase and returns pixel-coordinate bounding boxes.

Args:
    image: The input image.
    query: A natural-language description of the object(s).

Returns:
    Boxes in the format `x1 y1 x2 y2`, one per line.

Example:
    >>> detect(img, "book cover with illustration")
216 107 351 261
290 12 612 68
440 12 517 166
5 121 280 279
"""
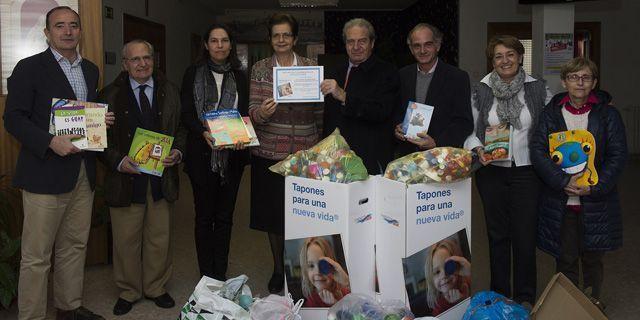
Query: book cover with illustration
128 128 174 177
401 101 435 139
242 116 260 147
204 109 251 146
549 129 598 186
483 124 511 162
53 104 88 149
50 98 108 151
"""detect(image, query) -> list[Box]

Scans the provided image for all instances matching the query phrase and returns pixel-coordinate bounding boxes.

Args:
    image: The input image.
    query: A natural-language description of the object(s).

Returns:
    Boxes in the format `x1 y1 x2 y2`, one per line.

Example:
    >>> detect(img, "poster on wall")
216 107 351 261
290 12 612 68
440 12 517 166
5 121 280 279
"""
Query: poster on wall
543 33 574 75
0 0 79 94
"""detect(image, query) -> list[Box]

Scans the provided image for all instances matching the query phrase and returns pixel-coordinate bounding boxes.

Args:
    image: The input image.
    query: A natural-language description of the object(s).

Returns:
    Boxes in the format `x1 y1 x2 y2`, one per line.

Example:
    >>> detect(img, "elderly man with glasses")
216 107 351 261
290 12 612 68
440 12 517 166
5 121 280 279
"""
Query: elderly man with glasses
97 39 186 316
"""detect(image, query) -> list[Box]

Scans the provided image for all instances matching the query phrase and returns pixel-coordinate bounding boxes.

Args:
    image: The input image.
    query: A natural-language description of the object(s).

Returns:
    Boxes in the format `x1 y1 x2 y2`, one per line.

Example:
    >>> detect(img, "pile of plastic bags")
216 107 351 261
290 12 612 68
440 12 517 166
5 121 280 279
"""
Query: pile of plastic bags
270 129 368 183
327 293 415 320
384 147 478 184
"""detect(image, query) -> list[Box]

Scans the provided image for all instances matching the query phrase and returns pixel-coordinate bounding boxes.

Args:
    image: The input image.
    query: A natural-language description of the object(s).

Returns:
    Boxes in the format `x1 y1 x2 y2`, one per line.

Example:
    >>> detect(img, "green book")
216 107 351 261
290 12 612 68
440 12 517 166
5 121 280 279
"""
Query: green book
128 128 174 177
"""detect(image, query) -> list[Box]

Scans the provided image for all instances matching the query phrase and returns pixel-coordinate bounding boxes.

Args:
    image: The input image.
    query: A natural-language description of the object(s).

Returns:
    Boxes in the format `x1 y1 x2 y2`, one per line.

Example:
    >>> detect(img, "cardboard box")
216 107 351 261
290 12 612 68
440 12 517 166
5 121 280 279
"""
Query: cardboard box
376 177 472 320
284 176 473 319
531 273 607 320
284 176 376 319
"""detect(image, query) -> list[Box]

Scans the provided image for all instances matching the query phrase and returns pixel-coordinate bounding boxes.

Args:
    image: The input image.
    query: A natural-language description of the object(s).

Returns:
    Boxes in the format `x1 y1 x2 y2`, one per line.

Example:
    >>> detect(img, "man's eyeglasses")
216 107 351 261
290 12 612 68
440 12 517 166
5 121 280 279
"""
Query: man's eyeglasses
565 74 594 83
271 32 294 40
124 55 153 64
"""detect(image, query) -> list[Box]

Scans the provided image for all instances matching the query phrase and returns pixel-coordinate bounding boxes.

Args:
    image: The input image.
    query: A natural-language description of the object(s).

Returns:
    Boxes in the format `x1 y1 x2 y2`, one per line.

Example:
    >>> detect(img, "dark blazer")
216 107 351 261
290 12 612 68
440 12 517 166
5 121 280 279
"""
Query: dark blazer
530 90 627 257
98 71 187 207
180 64 250 185
323 55 400 174
395 61 473 156
3 48 99 194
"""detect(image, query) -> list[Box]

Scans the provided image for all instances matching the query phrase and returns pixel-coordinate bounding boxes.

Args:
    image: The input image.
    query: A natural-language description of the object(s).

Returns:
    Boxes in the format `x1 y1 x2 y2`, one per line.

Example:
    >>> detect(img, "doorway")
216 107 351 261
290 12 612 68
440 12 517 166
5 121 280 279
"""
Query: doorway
123 14 166 74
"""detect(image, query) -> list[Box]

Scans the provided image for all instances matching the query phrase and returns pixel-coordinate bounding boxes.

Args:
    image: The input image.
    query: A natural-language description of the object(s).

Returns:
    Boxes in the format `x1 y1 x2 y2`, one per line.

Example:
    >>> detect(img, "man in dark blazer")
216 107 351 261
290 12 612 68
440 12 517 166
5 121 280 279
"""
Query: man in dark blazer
98 39 186 316
394 23 473 155
321 18 400 174
3 6 110 320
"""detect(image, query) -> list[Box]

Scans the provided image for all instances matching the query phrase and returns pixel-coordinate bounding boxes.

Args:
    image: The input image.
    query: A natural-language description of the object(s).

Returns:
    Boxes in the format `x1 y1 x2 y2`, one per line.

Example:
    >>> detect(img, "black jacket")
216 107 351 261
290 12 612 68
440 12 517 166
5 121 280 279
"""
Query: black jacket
395 61 473 156
98 71 187 206
323 55 400 174
180 64 249 184
530 90 627 257
3 48 99 193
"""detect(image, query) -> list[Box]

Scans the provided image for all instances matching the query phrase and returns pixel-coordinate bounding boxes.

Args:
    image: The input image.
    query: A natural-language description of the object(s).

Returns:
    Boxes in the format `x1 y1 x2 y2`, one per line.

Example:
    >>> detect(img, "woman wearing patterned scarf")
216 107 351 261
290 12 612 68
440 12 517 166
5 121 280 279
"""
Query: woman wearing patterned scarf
181 23 249 280
463 35 552 308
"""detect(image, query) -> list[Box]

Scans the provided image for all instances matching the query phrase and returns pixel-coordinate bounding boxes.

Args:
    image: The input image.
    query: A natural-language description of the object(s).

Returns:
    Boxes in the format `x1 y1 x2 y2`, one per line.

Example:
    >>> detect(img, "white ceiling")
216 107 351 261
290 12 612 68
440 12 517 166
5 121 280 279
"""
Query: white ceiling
197 0 417 11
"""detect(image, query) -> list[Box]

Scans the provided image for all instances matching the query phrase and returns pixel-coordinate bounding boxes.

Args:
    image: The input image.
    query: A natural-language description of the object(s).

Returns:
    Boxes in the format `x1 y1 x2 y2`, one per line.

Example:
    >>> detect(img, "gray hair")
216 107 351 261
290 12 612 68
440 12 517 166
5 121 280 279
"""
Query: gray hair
121 39 154 59
406 23 443 46
342 18 376 42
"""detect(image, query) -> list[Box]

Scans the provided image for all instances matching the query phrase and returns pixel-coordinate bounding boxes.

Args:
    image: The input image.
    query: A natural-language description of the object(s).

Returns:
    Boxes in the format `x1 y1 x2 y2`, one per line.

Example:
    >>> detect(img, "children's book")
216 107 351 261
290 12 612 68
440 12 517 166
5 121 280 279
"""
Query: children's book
242 116 260 147
204 109 251 147
483 123 511 162
53 104 88 149
548 129 598 186
401 101 435 139
128 128 174 177
50 98 109 151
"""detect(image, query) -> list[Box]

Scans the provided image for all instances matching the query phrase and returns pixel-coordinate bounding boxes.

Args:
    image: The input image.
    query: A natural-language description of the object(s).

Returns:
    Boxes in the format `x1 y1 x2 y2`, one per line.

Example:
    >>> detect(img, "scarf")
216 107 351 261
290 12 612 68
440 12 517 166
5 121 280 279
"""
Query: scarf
193 60 237 182
488 67 526 130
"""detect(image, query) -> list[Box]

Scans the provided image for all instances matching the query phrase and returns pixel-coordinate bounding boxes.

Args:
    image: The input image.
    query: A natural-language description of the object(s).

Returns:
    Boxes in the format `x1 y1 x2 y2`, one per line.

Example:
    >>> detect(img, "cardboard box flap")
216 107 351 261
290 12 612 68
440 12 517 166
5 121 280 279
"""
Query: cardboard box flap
531 273 607 320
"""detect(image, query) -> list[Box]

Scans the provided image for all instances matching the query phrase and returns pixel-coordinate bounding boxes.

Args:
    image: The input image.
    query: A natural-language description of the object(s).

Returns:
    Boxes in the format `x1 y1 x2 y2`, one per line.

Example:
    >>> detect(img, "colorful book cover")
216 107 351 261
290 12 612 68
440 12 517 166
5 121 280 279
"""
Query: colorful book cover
84 104 108 150
548 129 598 186
483 123 511 162
242 116 260 147
401 101 435 139
53 105 88 149
128 128 174 177
204 109 251 146
50 98 109 151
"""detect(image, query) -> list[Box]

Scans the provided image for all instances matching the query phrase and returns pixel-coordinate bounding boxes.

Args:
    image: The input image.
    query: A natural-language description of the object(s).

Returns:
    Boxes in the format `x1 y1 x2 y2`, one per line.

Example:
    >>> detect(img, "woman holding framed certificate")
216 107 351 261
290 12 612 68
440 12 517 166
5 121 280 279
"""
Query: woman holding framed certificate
180 23 249 281
247 13 323 293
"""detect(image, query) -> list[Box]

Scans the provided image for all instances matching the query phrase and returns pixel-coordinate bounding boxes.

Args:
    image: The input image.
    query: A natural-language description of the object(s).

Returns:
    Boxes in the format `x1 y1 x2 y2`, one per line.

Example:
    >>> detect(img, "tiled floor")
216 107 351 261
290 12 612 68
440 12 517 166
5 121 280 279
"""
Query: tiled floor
2 160 639 319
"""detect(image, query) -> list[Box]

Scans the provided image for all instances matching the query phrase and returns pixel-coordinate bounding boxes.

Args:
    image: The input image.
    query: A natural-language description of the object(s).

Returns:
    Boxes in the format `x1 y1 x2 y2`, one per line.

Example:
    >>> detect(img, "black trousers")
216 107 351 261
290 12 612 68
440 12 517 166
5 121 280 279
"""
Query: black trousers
476 164 540 304
557 209 604 299
189 164 244 280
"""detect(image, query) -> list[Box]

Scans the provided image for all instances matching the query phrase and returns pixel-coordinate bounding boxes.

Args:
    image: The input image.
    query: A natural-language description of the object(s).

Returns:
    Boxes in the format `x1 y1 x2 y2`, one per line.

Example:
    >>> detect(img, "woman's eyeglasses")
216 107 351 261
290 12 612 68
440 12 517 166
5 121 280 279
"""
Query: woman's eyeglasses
565 74 594 83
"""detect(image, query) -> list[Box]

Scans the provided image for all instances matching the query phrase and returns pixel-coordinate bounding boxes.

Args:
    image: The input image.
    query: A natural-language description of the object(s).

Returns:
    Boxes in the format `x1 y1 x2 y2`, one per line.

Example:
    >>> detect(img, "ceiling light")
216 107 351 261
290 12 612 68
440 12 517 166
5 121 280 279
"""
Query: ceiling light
279 0 339 8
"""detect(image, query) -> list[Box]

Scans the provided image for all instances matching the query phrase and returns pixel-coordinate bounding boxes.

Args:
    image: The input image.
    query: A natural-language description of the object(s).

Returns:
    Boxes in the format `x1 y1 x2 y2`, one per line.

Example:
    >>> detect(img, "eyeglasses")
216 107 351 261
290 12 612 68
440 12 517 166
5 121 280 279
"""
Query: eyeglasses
124 55 153 64
565 74 595 83
271 32 294 40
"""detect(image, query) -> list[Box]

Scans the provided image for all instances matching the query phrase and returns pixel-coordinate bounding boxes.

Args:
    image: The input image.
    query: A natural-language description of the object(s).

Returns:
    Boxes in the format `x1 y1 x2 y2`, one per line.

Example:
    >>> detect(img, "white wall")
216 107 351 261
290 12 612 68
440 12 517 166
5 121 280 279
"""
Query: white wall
459 0 639 110
101 0 215 87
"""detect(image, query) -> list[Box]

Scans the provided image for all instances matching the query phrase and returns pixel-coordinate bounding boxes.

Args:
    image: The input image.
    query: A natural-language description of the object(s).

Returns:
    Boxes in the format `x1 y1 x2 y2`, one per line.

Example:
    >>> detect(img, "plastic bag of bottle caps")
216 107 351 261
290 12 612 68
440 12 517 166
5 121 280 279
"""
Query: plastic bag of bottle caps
270 128 368 183
384 147 477 184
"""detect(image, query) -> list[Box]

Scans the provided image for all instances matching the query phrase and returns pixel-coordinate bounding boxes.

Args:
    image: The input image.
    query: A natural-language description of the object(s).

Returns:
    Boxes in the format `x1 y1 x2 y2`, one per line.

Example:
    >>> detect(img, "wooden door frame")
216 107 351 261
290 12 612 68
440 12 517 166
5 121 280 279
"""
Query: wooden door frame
486 21 601 75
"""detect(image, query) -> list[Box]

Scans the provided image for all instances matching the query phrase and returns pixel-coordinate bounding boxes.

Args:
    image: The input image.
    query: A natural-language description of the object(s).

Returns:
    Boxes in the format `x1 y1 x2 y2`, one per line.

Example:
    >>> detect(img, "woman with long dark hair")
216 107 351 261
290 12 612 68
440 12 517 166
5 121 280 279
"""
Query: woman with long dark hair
181 23 249 280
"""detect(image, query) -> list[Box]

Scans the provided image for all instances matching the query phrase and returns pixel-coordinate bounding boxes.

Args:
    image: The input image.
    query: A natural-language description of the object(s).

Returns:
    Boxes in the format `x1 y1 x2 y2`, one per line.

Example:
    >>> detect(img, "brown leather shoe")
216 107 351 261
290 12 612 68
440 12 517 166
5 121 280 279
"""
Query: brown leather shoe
56 306 105 320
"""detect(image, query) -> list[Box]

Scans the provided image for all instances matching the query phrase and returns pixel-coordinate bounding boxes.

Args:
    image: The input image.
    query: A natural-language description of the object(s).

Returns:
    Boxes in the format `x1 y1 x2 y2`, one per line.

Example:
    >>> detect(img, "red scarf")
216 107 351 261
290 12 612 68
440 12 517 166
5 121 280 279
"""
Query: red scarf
558 92 598 115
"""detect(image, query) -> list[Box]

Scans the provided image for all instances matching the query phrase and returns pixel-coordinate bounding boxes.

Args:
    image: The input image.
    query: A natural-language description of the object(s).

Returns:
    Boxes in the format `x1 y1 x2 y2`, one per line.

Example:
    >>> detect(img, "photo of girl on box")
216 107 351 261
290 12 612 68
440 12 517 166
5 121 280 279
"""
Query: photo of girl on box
426 238 471 316
298 236 350 307
403 229 471 317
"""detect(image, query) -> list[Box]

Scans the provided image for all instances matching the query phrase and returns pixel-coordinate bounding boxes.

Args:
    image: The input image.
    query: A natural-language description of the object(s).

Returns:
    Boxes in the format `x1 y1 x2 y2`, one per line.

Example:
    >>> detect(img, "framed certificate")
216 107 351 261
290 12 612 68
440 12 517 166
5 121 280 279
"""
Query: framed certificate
273 66 324 103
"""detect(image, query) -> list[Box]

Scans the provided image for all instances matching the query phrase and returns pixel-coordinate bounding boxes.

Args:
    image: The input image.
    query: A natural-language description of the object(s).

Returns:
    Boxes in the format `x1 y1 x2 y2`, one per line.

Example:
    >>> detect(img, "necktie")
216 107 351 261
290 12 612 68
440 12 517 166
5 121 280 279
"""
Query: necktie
138 84 153 128
344 65 357 90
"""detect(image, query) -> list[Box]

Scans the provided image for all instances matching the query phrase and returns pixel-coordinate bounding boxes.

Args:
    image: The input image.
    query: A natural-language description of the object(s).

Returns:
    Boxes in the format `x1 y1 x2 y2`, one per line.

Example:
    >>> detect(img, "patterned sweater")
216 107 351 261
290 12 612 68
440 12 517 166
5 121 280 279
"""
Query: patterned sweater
248 54 323 160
